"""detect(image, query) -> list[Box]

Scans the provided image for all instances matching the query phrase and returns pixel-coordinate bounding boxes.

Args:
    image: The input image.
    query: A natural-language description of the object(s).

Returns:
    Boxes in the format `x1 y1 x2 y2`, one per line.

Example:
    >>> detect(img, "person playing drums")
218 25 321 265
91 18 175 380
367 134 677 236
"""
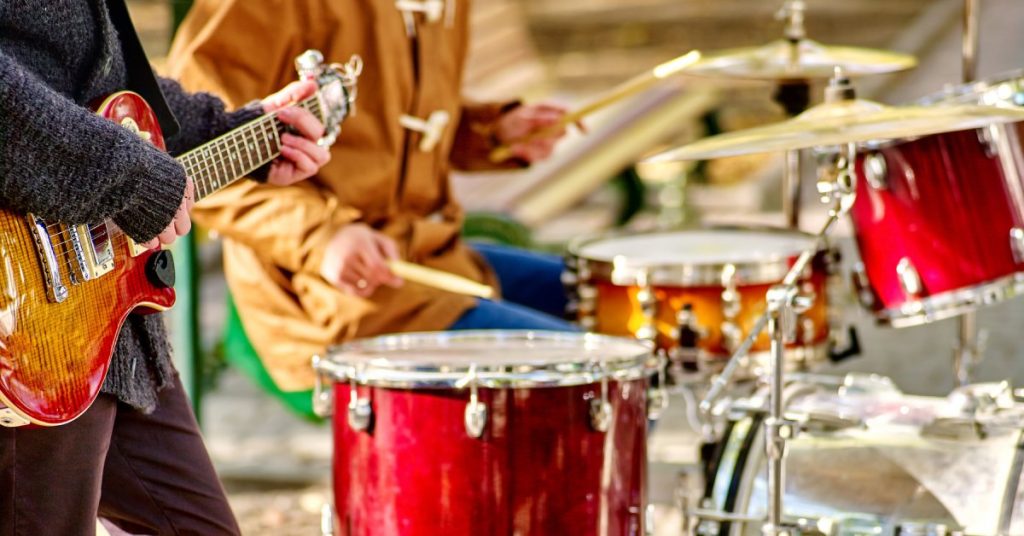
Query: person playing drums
167 0 576 395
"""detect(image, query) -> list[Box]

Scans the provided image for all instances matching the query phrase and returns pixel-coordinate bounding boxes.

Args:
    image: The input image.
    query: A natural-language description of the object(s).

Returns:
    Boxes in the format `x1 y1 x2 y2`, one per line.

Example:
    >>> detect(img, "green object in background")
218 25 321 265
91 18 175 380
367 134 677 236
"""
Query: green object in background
222 297 321 422
609 166 646 227
170 231 203 417
462 211 533 247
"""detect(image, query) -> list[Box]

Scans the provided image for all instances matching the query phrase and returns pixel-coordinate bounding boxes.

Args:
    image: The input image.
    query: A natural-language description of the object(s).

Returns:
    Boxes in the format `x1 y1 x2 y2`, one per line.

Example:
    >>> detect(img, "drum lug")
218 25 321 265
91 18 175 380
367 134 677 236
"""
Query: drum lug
589 375 612 432
347 377 373 431
647 357 669 421
896 257 923 297
671 304 705 368
1010 228 1024 264
720 265 743 352
850 262 876 308
312 355 334 418
863 152 888 190
464 388 488 439
635 269 658 342
460 365 488 438
978 126 1001 158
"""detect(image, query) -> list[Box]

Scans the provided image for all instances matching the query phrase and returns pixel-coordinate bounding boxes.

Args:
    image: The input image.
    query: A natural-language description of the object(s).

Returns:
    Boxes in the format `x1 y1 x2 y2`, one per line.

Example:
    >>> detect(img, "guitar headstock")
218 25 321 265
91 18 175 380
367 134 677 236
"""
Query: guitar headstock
295 50 363 147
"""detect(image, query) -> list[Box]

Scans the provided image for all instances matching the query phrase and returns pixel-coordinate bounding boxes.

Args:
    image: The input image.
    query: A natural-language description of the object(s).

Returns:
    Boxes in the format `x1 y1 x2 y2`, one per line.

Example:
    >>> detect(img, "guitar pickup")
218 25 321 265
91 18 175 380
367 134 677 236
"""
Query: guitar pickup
67 223 115 281
27 214 68 303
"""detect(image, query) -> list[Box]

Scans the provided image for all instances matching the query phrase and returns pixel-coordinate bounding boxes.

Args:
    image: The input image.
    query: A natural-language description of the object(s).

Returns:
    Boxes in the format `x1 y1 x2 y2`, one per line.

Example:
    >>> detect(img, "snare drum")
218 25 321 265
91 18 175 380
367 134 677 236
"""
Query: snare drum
849 72 1024 327
313 330 661 536
566 228 834 376
695 375 1024 535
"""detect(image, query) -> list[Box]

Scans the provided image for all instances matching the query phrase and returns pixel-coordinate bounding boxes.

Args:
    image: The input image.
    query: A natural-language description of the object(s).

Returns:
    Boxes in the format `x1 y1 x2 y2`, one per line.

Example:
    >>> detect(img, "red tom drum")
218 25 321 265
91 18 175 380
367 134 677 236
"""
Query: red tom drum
849 74 1024 326
313 330 661 536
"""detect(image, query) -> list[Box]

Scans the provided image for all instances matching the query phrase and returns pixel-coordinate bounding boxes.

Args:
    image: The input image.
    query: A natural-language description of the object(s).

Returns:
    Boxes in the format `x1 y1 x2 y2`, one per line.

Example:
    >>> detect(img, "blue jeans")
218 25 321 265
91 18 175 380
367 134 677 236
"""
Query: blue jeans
448 243 578 331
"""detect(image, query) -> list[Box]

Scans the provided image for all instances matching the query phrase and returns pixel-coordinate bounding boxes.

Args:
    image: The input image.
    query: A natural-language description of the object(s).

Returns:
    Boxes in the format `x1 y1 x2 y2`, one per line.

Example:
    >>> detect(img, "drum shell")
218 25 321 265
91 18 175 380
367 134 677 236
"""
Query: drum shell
588 271 829 359
330 379 649 536
850 126 1024 325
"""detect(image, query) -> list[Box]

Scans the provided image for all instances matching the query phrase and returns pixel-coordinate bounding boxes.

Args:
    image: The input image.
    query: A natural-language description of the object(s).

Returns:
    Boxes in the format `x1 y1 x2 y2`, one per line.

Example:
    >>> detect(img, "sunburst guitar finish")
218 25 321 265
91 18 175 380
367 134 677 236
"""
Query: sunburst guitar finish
0 93 174 426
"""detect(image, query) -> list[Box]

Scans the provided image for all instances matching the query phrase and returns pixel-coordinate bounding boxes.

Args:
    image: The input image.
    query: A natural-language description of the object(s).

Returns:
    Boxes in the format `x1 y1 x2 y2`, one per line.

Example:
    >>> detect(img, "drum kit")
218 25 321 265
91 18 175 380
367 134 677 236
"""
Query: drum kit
312 1 1024 534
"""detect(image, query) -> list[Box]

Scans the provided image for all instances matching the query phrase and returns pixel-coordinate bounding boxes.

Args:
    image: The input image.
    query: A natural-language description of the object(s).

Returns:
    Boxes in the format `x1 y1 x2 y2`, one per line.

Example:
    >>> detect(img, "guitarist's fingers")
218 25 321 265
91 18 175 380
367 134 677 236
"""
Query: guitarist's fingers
173 206 192 237
277 106 325 142
266 160 296 186
279 144 318 178
282 133 331 166
262 80 317 113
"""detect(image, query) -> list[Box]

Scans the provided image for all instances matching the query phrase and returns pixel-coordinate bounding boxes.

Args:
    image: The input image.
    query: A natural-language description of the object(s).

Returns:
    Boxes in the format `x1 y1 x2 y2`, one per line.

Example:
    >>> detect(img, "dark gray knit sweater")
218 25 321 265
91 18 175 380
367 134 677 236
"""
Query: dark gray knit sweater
0 0 263 411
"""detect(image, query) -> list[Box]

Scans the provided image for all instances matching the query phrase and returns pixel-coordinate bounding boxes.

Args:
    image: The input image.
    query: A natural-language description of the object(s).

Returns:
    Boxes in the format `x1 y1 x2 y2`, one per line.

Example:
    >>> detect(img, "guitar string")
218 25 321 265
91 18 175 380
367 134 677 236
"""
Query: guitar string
41 97 324 251
39 97 321 243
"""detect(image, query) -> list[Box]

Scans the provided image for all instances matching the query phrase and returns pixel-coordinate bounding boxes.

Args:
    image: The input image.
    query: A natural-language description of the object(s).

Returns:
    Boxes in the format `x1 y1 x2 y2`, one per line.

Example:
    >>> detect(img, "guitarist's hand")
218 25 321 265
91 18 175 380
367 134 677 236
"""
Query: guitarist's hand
261 81 332 186
142 176 195 250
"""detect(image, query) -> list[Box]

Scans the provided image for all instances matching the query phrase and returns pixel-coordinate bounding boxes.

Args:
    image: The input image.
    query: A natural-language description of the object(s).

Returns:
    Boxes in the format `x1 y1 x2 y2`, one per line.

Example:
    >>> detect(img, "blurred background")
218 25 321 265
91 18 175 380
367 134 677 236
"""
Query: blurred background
125 0 1024 533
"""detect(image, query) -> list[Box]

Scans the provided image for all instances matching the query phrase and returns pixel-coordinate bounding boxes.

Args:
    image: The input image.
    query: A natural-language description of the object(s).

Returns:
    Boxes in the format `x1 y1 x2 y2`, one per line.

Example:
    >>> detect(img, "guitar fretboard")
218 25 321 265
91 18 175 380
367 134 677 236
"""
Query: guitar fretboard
177 96 323 202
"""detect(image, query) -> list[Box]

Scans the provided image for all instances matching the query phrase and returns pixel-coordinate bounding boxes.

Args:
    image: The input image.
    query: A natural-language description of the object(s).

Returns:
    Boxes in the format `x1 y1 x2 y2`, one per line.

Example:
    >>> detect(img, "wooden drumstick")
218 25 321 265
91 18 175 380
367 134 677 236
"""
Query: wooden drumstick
488 50 702 163
388 260 495 299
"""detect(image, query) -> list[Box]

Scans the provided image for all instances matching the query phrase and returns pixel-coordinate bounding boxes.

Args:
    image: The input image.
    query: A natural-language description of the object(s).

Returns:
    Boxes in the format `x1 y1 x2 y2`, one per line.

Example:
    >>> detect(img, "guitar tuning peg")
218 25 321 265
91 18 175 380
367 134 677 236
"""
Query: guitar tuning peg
295 49 325 80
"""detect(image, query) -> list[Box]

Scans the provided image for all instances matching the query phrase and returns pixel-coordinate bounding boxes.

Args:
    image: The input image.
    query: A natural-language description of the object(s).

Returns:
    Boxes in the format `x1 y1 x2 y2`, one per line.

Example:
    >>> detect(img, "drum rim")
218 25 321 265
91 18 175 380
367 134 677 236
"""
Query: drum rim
873 272 1024 328
566 225 825 287
315 330 659 388
916 69 1024 105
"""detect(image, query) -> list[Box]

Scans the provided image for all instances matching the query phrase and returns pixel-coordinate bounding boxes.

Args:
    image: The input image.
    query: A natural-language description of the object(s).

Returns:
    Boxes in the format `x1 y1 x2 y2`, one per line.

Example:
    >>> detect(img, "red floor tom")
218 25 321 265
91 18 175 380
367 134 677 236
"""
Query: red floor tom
313 330 661 536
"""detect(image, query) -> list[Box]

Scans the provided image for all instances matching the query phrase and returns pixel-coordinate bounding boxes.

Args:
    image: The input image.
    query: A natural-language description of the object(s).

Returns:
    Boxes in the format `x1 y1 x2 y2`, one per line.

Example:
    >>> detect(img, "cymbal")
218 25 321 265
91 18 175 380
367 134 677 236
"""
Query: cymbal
686 38 917 81
644 99 1024 162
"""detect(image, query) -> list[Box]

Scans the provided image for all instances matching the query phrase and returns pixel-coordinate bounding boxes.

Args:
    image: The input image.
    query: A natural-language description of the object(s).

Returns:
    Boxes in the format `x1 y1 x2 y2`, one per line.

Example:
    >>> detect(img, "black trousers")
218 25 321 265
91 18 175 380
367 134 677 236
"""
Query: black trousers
0 376 240 535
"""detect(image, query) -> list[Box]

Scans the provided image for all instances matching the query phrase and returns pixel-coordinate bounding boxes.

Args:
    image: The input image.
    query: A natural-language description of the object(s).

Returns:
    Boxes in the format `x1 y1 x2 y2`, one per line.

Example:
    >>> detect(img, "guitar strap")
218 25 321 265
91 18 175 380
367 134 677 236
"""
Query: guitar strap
105 0 181 139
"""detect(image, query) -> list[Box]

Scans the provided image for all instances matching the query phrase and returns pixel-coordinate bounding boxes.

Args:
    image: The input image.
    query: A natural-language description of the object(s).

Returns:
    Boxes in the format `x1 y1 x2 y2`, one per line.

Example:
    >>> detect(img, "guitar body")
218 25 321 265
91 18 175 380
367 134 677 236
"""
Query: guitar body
0 50 360 427
0 92 176 426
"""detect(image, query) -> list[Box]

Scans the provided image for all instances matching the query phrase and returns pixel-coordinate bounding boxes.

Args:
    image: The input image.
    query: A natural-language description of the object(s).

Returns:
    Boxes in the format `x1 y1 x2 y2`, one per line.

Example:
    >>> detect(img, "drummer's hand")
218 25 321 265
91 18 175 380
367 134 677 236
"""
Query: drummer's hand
320 223 404 297
260 80 331 186
494 103 572 163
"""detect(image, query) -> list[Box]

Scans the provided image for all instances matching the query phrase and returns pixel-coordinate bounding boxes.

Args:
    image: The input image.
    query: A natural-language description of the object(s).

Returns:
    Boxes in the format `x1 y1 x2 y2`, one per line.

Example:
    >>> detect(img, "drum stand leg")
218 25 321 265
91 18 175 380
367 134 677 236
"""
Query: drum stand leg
954 311 985 387
697 141 857 536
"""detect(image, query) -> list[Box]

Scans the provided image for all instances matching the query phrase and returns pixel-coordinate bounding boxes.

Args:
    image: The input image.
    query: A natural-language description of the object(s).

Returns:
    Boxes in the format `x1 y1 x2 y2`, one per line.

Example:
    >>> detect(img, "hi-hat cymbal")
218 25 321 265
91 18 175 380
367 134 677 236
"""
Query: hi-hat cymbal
644 99 1024 162
686 38 917 81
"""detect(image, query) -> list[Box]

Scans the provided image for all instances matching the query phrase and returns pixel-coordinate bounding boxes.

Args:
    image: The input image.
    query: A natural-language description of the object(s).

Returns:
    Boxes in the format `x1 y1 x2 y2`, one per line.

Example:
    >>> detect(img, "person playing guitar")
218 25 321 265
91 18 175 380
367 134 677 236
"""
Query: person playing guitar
0 1 332 533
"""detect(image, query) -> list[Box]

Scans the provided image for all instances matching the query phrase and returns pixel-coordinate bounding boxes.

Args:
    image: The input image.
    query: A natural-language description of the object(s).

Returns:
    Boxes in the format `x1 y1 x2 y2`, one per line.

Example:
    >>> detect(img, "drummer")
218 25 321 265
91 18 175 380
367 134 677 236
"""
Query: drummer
167 0 577 393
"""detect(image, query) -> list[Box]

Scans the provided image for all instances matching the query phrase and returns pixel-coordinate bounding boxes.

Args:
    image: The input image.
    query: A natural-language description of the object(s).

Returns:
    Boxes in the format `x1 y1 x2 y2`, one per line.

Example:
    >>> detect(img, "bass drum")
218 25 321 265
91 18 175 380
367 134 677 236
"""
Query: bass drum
698 375 1024 535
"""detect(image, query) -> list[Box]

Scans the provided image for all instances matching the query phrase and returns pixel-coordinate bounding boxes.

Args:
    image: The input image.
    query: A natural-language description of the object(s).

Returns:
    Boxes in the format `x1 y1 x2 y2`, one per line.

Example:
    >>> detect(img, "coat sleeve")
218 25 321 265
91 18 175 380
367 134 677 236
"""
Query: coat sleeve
0 50 185 243
448 101 529 171
167 0 356 275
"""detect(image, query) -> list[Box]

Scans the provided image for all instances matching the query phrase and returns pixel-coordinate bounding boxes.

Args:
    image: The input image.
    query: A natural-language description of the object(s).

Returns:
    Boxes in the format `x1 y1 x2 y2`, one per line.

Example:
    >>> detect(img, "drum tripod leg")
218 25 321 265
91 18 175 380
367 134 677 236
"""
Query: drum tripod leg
954 311 985 386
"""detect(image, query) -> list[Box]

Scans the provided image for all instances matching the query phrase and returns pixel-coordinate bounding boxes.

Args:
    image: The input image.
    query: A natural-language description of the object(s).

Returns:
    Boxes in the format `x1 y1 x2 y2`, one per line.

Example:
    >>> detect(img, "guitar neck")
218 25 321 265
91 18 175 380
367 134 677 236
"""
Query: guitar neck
177 95 323 202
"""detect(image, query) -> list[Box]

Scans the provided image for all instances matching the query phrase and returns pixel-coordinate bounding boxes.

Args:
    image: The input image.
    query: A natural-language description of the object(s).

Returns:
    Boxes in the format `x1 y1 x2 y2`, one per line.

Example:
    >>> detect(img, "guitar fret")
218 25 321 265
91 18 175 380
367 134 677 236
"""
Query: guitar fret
177 91 329 204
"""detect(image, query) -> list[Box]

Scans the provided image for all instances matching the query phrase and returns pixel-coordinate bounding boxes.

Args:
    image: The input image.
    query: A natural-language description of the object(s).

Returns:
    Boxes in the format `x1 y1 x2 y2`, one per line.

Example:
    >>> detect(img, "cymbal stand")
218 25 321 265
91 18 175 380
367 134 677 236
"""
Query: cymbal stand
699 140 857 536
775 1 811 229
955 0 983 386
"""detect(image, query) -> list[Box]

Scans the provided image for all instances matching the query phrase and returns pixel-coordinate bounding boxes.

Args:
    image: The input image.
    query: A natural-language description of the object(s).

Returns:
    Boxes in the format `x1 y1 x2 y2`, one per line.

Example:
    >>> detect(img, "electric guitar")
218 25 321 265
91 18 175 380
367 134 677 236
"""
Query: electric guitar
0 51 361 427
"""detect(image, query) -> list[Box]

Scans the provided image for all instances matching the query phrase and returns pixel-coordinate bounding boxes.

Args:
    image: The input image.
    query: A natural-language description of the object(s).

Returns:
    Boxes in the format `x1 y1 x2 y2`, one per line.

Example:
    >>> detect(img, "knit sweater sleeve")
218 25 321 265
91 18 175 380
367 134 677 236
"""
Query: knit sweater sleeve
0 51 184 243
156 76 264 156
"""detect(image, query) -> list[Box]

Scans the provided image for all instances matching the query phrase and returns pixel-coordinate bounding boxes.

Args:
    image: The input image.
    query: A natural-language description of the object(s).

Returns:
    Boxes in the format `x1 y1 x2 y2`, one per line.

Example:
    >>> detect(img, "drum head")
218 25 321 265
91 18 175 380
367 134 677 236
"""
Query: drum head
319 330 656 388
570 227 819 286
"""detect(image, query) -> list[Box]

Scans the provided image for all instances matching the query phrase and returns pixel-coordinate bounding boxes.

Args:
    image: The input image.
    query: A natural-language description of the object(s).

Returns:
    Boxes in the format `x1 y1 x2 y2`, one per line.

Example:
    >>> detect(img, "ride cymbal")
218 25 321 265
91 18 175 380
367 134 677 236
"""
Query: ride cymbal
645 98 1024 162
686 38 917 81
